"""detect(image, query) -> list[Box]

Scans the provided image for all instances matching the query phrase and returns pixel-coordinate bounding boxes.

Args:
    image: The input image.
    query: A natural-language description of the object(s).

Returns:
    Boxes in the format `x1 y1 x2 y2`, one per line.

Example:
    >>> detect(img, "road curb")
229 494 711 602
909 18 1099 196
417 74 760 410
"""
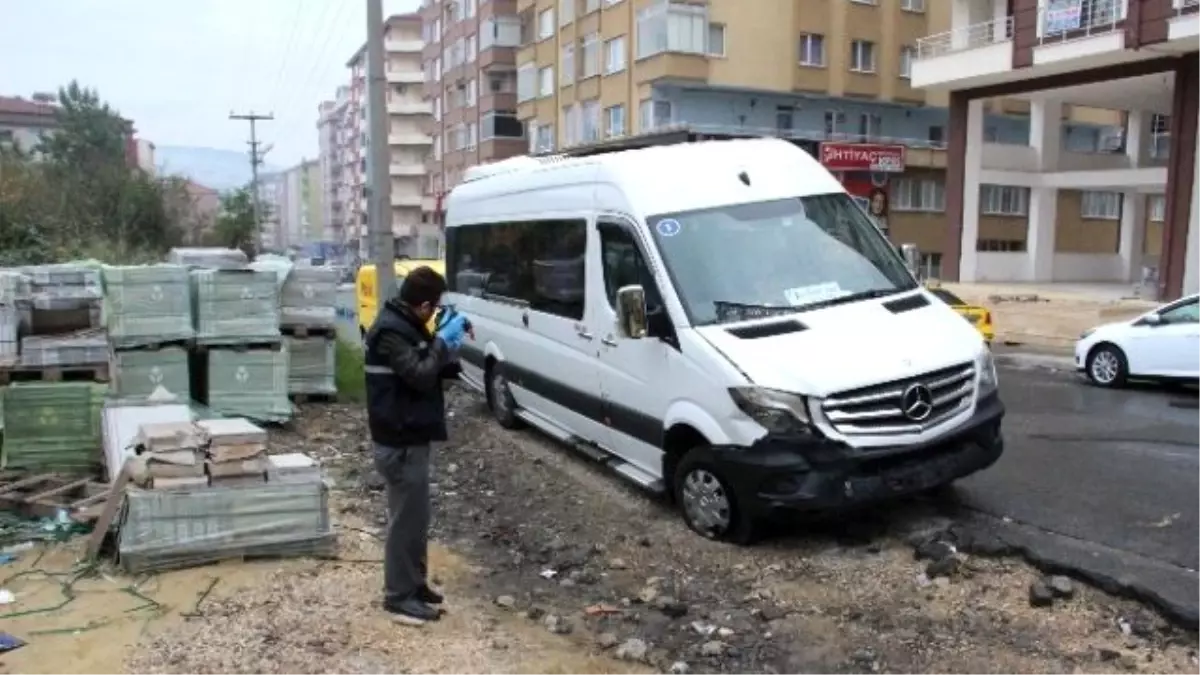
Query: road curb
994 351 1076 373
955 513 1199 629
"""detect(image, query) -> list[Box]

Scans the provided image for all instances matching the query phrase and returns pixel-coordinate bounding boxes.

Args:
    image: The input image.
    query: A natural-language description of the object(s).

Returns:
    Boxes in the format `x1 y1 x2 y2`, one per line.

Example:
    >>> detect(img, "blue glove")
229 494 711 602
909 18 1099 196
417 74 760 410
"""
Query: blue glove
436 312 468 349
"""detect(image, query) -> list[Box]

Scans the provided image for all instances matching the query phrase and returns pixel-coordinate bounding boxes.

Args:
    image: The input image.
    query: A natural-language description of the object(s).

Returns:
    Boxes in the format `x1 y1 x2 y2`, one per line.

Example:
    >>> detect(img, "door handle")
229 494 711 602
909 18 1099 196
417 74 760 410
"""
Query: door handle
601 335 618 347
576 327 594 340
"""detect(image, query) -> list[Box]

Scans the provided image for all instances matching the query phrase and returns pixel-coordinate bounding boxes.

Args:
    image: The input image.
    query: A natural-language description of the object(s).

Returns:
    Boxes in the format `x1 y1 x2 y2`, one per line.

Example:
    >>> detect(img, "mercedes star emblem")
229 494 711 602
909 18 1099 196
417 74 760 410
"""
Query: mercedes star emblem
901 384 934 422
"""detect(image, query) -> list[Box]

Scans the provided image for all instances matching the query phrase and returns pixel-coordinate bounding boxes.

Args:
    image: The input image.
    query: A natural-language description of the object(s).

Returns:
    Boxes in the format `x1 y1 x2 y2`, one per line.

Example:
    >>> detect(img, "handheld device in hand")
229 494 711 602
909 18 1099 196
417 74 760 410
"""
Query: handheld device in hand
436 304 474 340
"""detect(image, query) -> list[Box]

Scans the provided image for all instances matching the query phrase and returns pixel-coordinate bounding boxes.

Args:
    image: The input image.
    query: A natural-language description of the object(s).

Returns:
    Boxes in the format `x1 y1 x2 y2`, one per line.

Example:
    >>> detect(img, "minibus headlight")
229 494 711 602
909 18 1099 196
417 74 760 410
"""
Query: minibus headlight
728 387 816 436
977 350 998 398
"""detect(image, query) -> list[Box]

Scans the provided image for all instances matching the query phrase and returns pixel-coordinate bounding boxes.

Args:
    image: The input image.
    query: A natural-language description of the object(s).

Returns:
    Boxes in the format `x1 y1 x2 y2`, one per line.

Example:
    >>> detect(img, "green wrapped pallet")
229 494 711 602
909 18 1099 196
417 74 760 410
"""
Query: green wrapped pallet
285 337 336 396
206 347 292 423
102 264 194 348
190 268 281 344
111 346 191 401
1 382 105 473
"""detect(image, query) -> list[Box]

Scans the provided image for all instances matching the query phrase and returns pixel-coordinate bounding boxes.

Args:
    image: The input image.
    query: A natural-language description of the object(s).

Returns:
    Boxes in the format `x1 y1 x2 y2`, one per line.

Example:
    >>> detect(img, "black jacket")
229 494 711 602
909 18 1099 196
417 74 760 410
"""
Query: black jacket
364 299 460 447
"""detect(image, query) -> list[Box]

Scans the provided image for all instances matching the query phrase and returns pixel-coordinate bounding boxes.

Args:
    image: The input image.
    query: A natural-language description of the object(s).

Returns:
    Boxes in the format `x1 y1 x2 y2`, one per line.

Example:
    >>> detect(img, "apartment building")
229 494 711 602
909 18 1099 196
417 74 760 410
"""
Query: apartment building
911 0 1197 299
317 96 346 246
421 0 528 218
1 93 148 171
337 14 438 262
421 0 1133 278
258 159 325 252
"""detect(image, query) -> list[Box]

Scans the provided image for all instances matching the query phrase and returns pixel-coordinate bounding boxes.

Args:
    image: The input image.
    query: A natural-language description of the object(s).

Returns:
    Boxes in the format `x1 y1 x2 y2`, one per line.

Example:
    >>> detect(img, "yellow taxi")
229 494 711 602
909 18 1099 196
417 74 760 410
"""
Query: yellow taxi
356 259 446 337
925 281 995 345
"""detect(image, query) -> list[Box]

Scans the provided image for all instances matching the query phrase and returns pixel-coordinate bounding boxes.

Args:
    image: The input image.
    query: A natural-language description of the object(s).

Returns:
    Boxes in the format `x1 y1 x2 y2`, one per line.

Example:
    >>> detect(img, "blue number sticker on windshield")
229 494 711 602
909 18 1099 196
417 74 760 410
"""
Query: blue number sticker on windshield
656 219 681 237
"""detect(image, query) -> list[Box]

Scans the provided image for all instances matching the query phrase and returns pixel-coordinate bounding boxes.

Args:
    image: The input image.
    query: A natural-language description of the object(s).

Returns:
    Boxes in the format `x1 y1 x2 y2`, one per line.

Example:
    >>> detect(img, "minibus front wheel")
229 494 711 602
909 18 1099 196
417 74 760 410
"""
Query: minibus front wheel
674 450 758 545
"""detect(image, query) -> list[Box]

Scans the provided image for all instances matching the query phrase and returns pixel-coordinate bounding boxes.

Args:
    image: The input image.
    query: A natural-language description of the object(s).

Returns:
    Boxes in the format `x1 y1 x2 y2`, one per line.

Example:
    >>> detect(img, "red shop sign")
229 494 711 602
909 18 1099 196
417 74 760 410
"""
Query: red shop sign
819 143 906 173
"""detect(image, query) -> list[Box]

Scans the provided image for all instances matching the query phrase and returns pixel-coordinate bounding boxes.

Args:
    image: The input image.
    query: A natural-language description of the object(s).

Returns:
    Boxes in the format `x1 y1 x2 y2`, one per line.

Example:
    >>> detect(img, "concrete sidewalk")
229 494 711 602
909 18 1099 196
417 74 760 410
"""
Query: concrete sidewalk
942 282 1159 354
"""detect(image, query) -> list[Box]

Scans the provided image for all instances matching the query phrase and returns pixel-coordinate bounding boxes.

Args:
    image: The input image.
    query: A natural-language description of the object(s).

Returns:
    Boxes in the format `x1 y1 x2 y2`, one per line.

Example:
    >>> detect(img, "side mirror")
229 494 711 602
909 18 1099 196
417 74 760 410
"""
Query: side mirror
616 285 648 339
1141 313 1163 326
899 243 921 278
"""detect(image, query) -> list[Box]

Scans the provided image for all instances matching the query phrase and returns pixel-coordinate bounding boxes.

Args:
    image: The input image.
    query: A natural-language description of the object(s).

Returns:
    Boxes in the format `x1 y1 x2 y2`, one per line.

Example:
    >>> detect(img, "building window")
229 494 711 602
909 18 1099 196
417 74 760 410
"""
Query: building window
538 66 554 96
980 185 1029 216
1151 113 1170 134
976 239 1027 252
928 125 944 147
899 46 915 78
466 78 477 106
798 33 825 66
481 16 522 50
891 178 945 212
824 110 845 136
707 23 725 56
1080 191 1122 220
536 123 555 153
640 99 672 131
538 8 555 39
563 104 580 146
918 252 941 279
635 1 707 58
605 36 627 74
850 0 878 4
560 0 574 25
858 113 881 140
850 40 876 73
562 44 575 85
466 122 478 149
517 63 536 102
776 106 794 133
901 0 925 11
580 100 601 143
1149 195 1166 222
466 34 477 61
481 111 524 141
605 104 626 137
581 33 601 78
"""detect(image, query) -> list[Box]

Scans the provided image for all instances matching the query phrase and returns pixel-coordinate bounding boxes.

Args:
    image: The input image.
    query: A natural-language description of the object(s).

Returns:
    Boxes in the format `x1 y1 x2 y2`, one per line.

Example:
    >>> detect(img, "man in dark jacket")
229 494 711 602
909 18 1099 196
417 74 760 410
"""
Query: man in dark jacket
363 266 470 625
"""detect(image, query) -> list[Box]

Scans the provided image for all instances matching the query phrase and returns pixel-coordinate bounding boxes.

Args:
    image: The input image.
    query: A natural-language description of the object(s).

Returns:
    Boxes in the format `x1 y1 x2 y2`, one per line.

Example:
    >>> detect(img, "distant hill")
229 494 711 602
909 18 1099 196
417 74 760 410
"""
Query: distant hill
155 146 282 192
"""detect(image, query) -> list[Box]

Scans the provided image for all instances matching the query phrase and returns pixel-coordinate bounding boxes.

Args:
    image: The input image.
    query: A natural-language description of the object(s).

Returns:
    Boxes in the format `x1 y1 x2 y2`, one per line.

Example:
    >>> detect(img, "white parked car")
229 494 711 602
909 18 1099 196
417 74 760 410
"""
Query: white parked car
1075 293 1200 388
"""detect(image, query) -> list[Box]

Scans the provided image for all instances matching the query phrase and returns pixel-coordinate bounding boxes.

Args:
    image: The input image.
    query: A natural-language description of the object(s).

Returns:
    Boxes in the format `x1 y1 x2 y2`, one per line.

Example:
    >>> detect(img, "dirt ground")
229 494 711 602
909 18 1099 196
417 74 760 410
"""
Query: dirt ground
2 386 1197 673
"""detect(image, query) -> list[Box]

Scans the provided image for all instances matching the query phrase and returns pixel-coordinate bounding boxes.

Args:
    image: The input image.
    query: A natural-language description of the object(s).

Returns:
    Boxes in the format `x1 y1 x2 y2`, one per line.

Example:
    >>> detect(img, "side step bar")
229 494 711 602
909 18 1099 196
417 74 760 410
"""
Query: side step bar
515 409 665 494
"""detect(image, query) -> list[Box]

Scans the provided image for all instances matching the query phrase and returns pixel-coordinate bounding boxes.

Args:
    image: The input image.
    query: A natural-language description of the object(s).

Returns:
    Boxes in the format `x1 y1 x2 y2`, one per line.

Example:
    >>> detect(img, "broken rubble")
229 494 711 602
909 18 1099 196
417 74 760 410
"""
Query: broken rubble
1029 580 1055 608
1046 575 1074 599
615 638 648 662
700 640 727 657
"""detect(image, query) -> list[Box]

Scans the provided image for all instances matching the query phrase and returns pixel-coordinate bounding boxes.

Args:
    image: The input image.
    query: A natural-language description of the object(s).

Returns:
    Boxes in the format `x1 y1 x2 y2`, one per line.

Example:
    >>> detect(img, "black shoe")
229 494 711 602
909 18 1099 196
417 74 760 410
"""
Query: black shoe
418 585 444 605
384 598 439 626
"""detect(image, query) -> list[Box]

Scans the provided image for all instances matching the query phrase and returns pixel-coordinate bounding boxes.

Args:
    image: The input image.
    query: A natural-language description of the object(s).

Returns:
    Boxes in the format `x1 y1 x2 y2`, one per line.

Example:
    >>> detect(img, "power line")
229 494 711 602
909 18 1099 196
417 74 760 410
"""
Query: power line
273 0 356 125
229 111 275 239
268 0 310 112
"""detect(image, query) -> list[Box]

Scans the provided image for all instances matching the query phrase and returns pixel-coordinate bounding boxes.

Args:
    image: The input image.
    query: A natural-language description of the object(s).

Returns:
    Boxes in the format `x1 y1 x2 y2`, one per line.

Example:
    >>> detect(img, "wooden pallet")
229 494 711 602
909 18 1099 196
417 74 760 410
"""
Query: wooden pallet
288 392 338 404
191 339 284 354
111 338 191 353
0 361 109 385
281 325 337 339
0 473 111 523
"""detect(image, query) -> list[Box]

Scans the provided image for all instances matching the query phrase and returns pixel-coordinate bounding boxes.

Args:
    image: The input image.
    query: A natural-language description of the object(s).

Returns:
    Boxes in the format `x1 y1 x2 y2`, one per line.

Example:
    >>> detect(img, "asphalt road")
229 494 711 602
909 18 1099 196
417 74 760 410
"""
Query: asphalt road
956 364 1199 624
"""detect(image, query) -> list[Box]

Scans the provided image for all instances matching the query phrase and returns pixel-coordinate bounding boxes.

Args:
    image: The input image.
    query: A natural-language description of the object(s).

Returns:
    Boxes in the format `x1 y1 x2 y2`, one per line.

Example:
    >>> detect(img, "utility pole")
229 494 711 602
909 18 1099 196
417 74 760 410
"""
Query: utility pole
229 111 275 238
366 0 395 300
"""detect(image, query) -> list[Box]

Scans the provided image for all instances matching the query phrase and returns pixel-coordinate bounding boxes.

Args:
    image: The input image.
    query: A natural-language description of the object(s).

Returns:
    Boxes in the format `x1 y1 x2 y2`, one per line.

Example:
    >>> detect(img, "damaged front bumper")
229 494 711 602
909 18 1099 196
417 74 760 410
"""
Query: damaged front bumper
704 391 1005 518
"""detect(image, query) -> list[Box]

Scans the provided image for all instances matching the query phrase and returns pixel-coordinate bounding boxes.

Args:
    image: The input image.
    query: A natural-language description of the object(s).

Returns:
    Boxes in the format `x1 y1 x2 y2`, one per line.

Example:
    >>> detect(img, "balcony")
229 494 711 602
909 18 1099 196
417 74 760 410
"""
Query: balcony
1030 0 1127 67
1169 0 1200 44
388 100 433 115
390 163 426 176
388 133 433 146
391 193 424 207
912 16 1014 89
386 39 424 53
387 70 424 85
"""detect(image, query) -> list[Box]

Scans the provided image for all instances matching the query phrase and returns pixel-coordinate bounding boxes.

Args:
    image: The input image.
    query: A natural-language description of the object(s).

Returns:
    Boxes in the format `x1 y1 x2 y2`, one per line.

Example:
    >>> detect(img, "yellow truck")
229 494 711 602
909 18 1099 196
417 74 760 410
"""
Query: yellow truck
355 259 446 337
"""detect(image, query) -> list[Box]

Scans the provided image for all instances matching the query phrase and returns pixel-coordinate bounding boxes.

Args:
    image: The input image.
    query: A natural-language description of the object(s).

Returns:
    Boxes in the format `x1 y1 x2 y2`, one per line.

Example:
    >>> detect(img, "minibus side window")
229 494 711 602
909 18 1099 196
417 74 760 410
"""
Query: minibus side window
599 224 664 313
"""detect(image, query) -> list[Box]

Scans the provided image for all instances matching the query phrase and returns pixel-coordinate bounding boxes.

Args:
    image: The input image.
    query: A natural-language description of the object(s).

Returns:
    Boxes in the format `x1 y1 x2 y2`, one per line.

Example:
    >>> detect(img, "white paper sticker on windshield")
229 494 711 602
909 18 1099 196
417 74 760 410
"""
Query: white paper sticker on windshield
784 282 847 307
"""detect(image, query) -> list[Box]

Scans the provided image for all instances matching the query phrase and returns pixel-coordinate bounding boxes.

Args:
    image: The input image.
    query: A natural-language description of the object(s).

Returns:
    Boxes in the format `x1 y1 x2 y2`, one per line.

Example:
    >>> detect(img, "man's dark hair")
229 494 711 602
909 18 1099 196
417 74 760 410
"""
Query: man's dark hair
399 266 448 306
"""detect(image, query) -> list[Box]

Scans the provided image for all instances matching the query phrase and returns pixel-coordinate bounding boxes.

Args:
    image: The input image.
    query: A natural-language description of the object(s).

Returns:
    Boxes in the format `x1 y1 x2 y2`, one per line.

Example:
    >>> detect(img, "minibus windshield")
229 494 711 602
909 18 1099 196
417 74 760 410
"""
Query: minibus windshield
647 193 918 326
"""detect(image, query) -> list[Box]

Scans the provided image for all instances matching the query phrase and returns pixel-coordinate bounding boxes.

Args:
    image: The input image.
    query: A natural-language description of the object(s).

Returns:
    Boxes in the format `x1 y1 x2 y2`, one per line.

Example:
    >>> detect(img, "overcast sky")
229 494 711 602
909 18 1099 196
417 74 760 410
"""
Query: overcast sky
0 0 420 167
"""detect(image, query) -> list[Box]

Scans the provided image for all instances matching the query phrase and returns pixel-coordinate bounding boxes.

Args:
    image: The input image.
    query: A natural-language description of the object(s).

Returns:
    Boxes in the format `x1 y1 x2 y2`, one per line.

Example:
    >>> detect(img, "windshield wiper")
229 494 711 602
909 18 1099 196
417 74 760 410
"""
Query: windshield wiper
793 288 906 313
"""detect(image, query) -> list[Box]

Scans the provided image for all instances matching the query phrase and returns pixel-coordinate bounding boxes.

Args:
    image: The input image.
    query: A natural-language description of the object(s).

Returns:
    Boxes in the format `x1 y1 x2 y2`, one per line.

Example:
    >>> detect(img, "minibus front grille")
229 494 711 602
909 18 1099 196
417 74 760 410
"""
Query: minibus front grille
820 362 976 436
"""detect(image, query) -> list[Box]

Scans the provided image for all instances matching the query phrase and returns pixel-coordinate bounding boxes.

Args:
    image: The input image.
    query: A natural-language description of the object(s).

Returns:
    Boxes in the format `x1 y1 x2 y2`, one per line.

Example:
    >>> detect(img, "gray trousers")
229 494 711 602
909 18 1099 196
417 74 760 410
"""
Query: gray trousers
373 442 431 604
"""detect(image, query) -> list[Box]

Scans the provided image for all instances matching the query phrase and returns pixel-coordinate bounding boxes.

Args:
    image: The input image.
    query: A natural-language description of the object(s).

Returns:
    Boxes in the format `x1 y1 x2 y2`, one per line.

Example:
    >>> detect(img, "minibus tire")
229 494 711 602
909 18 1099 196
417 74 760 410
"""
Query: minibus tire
673 452 757 545
485 363 523 429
